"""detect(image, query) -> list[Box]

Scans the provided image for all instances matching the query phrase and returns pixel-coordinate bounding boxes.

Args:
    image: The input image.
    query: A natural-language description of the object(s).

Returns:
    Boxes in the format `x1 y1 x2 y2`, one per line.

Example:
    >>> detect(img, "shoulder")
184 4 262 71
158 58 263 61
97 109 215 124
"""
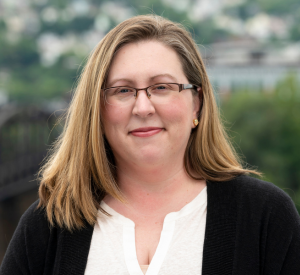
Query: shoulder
18 200 49 228
228 174 284 197
230 176 300 272
13 200 52 242
0 200 53 274
231 175 295 208
205 175 300 272
210 174 294 203
11 199 52 250
207 175 300 224
227 175 300 227
207 174 289 204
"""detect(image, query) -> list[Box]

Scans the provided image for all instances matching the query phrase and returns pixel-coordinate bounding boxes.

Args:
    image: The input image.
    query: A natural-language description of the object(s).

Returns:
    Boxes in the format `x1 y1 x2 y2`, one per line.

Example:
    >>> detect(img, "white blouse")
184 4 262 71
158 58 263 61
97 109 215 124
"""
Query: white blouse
85 187 207 275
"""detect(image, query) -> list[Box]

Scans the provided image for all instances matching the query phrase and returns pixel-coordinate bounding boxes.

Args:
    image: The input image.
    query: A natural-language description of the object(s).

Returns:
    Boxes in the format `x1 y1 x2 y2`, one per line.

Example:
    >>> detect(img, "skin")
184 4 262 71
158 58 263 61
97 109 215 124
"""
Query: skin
101 40 206 265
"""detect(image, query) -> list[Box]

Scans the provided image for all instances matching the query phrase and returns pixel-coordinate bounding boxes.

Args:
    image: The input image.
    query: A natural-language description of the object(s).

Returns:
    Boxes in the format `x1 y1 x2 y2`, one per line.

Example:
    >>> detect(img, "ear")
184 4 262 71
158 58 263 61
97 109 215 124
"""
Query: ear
192 87 201 124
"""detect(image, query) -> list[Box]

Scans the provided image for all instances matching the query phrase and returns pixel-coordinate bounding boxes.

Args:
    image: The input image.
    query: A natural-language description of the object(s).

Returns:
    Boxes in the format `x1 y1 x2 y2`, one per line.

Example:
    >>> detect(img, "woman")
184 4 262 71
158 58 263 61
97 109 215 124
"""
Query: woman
1 15 300 275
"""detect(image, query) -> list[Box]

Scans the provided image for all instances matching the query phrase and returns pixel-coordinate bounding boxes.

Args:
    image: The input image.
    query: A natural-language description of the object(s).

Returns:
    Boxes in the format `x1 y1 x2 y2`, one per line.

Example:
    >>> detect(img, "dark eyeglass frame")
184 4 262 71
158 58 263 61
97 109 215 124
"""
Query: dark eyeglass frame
103 83 200 99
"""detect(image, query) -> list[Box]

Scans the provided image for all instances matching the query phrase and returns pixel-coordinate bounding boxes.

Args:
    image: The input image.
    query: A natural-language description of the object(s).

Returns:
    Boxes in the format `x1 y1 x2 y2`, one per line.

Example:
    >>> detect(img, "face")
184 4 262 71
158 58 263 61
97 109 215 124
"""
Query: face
101 40 200 169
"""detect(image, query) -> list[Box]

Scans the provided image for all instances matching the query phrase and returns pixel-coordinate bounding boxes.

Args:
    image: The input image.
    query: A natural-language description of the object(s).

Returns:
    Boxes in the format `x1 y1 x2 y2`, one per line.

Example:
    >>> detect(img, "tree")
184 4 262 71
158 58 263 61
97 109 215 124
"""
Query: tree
221 74 300 213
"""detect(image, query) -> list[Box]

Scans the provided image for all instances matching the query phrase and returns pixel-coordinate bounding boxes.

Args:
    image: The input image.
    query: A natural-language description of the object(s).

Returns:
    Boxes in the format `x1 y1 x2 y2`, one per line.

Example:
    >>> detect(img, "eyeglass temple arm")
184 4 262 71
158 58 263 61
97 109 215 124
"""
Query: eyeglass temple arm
180 84 200 92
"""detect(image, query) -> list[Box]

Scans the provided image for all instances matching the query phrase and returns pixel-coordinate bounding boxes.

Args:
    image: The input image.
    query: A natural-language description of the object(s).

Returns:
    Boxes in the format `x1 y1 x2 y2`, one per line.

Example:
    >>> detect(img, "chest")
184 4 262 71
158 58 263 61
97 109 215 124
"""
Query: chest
134 222 164 265
84 203 207 275
41 180 276 275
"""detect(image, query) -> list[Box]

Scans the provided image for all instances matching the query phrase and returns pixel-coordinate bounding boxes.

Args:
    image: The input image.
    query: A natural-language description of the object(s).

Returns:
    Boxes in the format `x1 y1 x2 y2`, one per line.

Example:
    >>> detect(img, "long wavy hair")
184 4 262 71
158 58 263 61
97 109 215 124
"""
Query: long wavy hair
38 14 258 230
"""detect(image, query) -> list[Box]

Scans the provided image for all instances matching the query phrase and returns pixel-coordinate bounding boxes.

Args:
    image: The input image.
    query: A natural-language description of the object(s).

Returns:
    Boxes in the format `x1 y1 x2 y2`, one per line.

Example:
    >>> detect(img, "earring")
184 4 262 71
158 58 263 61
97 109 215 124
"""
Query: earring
193 119 199 126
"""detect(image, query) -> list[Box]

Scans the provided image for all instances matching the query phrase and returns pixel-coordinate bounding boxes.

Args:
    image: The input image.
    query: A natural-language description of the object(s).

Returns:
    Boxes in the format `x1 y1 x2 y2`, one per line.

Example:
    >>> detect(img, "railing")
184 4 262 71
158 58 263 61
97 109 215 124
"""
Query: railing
0 105 62 201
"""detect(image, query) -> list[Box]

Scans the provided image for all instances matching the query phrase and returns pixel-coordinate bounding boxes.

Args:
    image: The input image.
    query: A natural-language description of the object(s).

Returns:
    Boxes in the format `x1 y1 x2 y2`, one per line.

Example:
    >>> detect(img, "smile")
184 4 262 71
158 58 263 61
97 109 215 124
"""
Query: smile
129 127 164 137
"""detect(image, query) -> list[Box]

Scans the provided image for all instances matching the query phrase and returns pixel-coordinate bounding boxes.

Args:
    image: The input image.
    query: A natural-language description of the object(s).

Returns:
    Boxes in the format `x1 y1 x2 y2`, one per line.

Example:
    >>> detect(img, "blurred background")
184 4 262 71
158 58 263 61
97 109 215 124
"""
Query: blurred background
1 0 300 264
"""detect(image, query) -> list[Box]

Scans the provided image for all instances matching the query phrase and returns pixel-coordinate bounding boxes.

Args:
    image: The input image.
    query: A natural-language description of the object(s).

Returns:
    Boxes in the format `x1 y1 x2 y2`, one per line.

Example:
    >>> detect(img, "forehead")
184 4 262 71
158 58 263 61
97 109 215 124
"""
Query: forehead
107 40 187 86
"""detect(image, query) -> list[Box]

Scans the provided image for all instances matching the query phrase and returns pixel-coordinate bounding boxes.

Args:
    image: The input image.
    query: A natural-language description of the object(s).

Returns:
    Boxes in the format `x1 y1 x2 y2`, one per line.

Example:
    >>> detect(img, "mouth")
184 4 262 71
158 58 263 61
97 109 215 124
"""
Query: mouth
129 127 164 137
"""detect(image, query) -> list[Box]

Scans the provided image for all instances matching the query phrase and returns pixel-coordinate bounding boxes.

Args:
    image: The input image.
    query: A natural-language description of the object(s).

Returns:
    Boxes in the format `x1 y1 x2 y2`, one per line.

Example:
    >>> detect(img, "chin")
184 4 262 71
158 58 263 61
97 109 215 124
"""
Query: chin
135 147 166 164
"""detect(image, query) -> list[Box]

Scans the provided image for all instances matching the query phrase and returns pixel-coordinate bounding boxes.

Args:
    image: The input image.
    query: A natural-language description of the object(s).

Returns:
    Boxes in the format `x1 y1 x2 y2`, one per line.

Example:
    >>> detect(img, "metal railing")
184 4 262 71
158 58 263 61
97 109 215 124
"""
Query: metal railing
0 105 62 201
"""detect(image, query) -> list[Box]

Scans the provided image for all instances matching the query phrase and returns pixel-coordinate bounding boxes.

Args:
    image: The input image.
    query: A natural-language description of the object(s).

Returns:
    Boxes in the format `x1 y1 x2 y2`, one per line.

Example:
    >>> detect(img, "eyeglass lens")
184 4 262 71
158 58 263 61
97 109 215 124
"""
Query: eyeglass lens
105 83 182 106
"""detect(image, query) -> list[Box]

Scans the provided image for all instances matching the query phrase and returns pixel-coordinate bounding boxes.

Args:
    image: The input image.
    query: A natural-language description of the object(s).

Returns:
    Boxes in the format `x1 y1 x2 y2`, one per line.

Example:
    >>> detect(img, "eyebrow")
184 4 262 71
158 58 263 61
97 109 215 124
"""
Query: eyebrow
108 78 135 87
149 73 178 82
108 74 178 87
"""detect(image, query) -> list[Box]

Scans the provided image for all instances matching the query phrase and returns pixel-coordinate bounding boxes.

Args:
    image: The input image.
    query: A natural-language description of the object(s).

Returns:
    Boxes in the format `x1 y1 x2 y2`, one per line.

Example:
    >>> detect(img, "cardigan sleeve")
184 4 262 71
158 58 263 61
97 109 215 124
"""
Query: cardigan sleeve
262 188 300 275
233 176 300 275
0 200 51 275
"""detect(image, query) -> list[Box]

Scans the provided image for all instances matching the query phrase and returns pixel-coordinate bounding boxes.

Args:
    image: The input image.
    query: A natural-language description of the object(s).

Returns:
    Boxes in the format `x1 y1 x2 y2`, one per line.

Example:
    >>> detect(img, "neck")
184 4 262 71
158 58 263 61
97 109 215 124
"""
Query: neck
104 160 206 218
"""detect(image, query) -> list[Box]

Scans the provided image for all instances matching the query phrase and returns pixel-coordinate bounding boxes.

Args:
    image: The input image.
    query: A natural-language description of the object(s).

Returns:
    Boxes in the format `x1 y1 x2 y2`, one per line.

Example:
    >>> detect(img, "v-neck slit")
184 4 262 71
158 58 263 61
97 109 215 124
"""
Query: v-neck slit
84 186 208 275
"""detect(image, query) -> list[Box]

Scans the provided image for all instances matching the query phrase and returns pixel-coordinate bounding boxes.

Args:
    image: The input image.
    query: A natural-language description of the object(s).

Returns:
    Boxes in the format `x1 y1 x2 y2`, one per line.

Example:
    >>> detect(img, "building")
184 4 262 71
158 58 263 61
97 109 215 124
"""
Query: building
200 38 300 94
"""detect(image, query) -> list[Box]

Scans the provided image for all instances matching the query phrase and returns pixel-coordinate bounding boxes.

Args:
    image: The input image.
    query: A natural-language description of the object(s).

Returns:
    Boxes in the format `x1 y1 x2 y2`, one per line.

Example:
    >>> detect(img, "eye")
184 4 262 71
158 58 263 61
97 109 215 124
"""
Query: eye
153 84 168 91
155 85 167 90
114 87 135 95
117 87 131 94
151 84 171 92
150 84 176 94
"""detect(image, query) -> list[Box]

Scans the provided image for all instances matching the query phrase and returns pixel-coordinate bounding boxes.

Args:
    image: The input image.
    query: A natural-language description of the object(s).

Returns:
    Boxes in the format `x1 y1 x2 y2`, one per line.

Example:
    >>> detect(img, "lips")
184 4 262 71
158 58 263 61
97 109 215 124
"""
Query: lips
129 127 164 137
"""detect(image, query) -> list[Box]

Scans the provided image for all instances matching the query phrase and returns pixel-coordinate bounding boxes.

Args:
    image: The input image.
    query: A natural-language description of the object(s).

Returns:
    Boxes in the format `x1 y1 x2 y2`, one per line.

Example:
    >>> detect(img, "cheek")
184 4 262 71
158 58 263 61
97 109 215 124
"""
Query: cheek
101 105 128 131
101 107 131 150
161 98 193 127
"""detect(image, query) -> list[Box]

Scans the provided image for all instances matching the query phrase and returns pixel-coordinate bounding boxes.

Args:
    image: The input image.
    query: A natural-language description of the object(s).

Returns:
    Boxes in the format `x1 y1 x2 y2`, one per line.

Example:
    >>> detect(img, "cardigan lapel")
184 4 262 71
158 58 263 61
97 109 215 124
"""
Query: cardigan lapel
202 178 238 275
57 222 94 275
55 178 238 274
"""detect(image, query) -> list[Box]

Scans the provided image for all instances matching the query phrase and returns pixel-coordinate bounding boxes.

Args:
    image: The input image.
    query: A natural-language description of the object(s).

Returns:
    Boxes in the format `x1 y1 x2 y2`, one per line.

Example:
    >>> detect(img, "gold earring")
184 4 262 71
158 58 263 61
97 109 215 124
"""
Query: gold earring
193 119 199 126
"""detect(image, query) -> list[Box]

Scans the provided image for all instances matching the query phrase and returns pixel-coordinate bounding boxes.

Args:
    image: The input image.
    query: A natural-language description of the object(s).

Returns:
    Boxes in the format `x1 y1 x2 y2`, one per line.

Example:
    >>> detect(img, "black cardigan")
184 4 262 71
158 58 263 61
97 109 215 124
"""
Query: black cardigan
1 175 300 275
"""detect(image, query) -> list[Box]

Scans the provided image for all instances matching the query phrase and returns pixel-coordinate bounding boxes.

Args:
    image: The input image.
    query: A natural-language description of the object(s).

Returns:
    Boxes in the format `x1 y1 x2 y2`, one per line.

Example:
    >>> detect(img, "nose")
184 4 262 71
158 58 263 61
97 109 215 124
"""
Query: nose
132 89 155 117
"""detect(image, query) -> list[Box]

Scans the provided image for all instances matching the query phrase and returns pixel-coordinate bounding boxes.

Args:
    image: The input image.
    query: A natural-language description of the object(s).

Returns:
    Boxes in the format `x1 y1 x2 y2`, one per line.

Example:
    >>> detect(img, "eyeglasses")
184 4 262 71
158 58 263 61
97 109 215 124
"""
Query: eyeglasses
103 83 199 106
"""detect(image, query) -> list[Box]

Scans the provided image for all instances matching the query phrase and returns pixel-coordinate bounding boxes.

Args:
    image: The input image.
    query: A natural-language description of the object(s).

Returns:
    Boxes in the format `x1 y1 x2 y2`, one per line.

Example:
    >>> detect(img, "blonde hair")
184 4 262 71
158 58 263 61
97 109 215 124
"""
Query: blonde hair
38 14 258 230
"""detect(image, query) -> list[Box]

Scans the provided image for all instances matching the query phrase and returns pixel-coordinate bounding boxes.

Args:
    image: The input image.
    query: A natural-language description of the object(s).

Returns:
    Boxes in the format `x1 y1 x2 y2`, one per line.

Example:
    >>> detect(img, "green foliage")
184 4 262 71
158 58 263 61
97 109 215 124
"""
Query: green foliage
1 0 300 104
0 38 39 68
5 55 79 104
226 0 300 19
221 75 300 213
256 0 300 15
290 13 300 41
40 16 95 35
224 2 260 20
0 0 298 215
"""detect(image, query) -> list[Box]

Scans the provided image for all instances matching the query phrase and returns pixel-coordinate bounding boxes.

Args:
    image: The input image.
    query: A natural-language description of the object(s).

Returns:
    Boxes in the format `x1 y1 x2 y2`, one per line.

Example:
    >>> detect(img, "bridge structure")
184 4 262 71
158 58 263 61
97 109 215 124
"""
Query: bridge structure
0 104 62 263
